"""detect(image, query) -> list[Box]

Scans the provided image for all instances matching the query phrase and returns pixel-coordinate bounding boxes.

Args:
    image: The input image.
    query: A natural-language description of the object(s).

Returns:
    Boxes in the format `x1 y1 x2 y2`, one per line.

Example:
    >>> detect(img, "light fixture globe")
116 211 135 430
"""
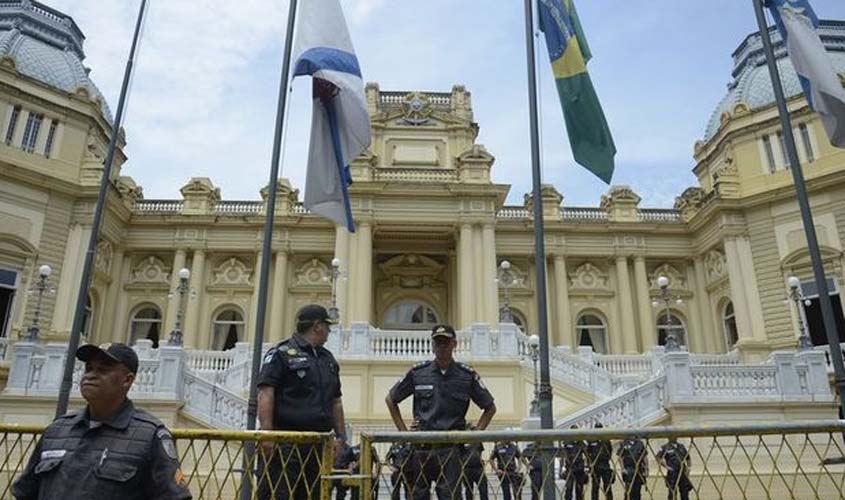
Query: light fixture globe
657 276 669 288
178 268 190 280
331 258 340 268
787 276 801 290
528 334 540 347
500 260 511 271
38 264 52 278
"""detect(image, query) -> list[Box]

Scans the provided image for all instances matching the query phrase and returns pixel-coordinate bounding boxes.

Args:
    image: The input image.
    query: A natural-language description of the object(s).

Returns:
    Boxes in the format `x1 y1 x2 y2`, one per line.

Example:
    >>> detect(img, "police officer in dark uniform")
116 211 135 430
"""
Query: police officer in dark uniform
459 441 488 500
522 442 544 500
617 436 648 500
562 426 587 500
348 444 380 500
656 438 692 500
332 442 355 500
12 343 191 500
256 304 346 500
490 441 523 500
585 423 614 500
387 442 412 499
385 324 497 500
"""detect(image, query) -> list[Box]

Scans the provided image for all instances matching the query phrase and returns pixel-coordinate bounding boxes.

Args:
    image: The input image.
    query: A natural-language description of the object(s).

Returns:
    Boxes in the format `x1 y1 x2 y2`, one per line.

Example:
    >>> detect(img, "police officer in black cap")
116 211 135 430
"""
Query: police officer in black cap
585 423 614 500
490 441 523 500
656 438 692 500
385 324 497 500
386 441 412 500
12 343 192 500
256 304 346 500
561 425 587 500
459 441 488 500
617 436 648 500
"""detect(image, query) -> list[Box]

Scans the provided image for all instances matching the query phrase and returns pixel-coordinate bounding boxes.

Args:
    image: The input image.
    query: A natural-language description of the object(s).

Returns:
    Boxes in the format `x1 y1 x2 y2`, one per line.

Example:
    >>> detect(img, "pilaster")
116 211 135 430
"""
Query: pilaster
458 224 474 328
183 249 206 348
163 249 187 336
482 224 498 325
247 251 263 342
552 255 572 347
355 222 373 323
633 256 656 349
269 250 289 344
615 256 638 353
693 257 718 352
334 226 350 325
100 246 125 345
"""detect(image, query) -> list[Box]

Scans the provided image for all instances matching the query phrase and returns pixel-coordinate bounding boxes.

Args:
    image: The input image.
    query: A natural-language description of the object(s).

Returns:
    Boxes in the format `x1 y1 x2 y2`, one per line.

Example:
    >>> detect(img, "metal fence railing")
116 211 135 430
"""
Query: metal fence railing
2 421 845 499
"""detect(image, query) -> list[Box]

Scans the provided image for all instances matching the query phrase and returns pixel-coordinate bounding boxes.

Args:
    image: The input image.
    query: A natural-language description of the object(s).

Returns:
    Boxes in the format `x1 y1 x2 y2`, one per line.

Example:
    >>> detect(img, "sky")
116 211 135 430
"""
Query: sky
48 0 845 208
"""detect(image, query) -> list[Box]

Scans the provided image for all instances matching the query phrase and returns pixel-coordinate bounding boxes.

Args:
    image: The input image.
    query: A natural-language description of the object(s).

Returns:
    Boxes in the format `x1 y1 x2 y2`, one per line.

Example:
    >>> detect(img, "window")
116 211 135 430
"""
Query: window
81 294 94 339
212 309 244 351
383 301 439 330
129 305 162 348
723 301 738 348
799 123 814 163
0 269 17 339
762 135 776 173
44 119 58 158
5 105 20 145
657 313 687 347
576 313 608 354
21 113 43 153
776 131 788 168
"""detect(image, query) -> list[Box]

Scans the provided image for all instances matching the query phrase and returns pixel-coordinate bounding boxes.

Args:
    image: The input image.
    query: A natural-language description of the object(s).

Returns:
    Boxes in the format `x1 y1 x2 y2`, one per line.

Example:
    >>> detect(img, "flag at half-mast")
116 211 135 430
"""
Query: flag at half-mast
538 0 616 183
293 0 370 232
765 0 845 148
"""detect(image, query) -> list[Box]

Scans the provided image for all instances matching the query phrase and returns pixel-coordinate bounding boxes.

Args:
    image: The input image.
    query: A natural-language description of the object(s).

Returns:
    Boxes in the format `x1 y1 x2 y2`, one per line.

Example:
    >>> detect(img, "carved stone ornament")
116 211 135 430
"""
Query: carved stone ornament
83 136 104 163
673 187 705 220
294 259 332 287
705 250 727 282
211 258 252 286
401 92 433 125
650 263 687 290
569 263 610 290
95 240 113 275
378 254 444 289
129 256 170 284
497 263 528 289
115 176 144 203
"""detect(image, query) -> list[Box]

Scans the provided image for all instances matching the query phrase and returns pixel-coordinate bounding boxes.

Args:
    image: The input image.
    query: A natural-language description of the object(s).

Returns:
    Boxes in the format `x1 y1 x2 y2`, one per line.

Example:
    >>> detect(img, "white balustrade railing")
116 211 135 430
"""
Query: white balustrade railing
183 371 247 429
690 350 740 365
556 375 668 429
690 365 780 397
562 207 608 221
497 206 531 219
134 199 183 213
185 349 237 372
373 168 458 183
214 201 262 215
594 353 658 378
638 209 682 223
368 329 472 359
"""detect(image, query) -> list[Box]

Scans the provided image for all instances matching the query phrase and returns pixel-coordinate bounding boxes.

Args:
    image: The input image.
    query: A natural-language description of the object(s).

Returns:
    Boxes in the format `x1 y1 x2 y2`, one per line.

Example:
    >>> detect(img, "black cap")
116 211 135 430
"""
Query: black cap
298 304 335 325
76 343 139 374
430 324 456 339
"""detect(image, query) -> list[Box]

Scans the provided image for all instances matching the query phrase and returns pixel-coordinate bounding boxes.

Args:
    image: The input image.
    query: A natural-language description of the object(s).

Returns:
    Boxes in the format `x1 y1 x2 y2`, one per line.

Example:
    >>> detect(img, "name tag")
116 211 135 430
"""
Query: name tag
41 449 66 460
414 385 434 390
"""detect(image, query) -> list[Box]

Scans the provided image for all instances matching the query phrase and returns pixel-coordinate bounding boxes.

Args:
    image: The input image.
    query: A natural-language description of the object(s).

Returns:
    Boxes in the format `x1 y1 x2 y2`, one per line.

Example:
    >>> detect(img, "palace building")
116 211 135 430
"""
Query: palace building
0 1 843 430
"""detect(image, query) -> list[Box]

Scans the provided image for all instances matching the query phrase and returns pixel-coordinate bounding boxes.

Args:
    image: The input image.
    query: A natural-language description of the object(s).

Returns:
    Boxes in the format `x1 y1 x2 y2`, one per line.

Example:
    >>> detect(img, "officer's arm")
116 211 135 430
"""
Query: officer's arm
475 402 496 430
385 393 408 432
10 437 42 499
147 428 192 500
331 397 346 438
385 370 414 431
257 386 274 430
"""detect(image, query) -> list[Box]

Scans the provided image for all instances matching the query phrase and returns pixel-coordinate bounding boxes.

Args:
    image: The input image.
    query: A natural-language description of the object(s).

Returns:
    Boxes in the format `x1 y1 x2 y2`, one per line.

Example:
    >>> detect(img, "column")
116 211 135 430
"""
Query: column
684 263 704 352
247 251 263 342
112 254 132 343
473 226 485 325
183 249 206 348
334 226 350 325
633 256 656 349
356 222 373 324
615 256 638 353
50 223 89 335
268 250 289 343
553 255 572 347
481 224 498 325
735 236 767 341
163 249 187 336
346 230 359 327
693 257 718 352
100 247 125 344
724 238 754 342
458 224 474 328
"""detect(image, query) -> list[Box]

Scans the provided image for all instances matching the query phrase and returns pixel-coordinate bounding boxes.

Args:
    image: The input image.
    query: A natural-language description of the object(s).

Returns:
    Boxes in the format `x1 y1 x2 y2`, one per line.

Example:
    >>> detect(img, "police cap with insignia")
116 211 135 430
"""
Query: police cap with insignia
76 342 139 374
298 304 336 325
431 324 456 339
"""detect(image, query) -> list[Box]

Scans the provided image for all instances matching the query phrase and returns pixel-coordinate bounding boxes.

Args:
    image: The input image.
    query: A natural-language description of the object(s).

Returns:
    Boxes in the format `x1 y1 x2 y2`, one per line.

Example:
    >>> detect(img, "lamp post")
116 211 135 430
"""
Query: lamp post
25 264 52 342
528 333 540 417
499 260 514 323
787 276 814 351
328 258 341 322
653 275 683 352
167 267 191 345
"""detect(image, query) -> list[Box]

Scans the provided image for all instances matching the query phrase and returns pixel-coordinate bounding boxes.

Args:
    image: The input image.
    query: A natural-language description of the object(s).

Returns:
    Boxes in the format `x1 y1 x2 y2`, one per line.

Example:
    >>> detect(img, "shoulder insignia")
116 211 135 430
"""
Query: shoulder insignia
456 362 476 374
286 347 298 356
158 428 178 460
411 360 432 370
132 409 163 427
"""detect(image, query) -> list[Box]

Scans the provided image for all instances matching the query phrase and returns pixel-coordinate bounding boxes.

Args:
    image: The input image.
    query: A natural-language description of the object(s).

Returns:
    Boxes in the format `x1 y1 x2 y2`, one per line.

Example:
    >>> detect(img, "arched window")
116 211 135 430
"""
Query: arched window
657 313 687 347
383 301 439 330
129 305 162 348
81 294 94 340
499 307 526 332
723 301 739 348
212 308 244 351
577 313 608 354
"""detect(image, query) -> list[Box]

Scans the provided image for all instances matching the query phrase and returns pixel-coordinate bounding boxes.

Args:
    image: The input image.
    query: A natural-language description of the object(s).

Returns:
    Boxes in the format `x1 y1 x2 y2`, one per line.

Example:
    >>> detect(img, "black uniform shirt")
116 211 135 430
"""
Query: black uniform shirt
586 439 613 470
386 443 411 469
257 333 342 431
522 443 544 473
491 442 521 472
617 439 647 476
657 442 689 471
389 360 494 431
461 443 484 470
562 440 586 469
11 400 191 500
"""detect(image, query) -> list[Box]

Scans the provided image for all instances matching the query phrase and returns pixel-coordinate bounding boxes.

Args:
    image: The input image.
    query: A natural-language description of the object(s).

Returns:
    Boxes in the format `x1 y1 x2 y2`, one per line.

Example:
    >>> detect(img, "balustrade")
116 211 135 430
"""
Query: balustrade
690 365 779 397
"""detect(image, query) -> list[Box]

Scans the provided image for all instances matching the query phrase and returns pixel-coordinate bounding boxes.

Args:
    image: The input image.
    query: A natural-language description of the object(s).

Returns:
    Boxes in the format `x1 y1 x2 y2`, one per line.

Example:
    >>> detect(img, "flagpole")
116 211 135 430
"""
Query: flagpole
523 0 556 496
240 0 299 497
55 0 150 418
752 0 845 416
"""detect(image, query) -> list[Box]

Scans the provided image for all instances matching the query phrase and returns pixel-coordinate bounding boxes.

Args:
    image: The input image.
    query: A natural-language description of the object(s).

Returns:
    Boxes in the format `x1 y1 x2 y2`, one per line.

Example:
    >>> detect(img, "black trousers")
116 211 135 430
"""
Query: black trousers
564 470 586 500
391 469 411 500
498 471 523 500
529 469 543 500
665 472 692 500
461 467 488 500
621 474 644 500
257 444 321 500
591 469 614 500
407 446 462 500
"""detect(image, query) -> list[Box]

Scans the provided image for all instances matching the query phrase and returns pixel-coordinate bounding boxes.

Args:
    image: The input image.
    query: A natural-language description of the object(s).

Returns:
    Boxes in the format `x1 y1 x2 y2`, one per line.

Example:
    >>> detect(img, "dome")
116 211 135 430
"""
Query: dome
0 1 112 122
703 20 845 142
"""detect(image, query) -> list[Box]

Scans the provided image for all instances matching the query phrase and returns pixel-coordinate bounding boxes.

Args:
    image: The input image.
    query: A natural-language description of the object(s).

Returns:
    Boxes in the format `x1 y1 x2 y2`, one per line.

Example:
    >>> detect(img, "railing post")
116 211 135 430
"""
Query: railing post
348 322 369 356
5 340 41 394
471 324 491 357
498 322 519 357
663 350 693 403
796 349 834 400
40 342 68 392
771 351 802 398
156 344 185 398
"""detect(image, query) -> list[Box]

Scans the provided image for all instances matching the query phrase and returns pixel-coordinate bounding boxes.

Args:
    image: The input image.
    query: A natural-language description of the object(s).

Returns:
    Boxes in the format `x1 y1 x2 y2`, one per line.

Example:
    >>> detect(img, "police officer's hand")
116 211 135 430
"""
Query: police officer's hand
333 438 346 460
260 441 276 461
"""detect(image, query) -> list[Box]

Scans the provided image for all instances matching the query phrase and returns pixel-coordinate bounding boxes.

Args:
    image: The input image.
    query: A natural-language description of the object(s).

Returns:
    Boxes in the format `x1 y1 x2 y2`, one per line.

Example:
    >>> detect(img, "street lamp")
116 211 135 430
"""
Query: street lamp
787 276 814 351
654 275 683 352
527 333 540 417
25 264 53 342
167 267 191 345
328 258 341 322
499 260 514 323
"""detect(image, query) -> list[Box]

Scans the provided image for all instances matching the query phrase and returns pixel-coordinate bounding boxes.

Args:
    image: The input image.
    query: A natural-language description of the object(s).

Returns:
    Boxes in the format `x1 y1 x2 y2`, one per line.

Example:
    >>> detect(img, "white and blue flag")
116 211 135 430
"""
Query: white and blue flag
765 0 845 148
293 0 370 232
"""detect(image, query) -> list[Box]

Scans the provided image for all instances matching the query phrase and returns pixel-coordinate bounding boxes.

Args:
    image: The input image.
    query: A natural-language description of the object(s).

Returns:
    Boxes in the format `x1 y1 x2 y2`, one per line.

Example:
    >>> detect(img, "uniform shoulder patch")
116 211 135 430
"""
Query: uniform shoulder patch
157 428 178 459
456 362 477 374
411 360 432 370
262 348 278 364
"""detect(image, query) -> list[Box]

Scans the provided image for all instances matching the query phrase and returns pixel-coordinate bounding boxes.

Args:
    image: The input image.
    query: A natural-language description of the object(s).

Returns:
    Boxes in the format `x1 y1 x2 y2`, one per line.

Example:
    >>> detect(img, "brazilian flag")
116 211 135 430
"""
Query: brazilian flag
538 0 616 183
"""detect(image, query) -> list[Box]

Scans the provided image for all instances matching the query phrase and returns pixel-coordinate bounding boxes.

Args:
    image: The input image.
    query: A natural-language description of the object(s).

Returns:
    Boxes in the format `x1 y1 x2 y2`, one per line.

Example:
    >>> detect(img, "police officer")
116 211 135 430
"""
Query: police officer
656 438 692 500
386 442 412 500
385 324 497 500
348 444 380 500
256 304 346 500
585 423 614 500
561 426 587 500
617 436 647 500
332 442 355 500
522 442 544 500
490 441 523 500
12 343 192 500
459 441 488 500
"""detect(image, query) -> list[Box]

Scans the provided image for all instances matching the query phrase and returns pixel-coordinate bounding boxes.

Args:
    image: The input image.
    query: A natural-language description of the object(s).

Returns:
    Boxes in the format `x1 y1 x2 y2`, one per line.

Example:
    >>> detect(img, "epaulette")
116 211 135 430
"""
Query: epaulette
456 362 477 374
132 408 164 427
56 410 81 420
411 360 432 370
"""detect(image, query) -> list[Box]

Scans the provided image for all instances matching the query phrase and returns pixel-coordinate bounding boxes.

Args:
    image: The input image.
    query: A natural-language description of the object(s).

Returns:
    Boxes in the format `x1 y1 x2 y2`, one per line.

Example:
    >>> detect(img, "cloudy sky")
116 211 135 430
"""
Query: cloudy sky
49 0 845 207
